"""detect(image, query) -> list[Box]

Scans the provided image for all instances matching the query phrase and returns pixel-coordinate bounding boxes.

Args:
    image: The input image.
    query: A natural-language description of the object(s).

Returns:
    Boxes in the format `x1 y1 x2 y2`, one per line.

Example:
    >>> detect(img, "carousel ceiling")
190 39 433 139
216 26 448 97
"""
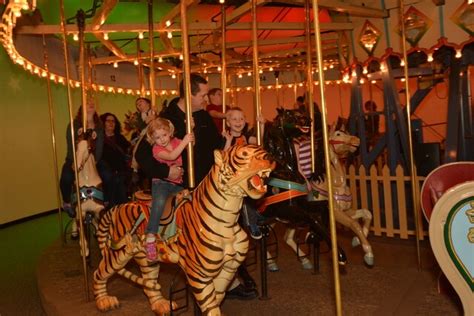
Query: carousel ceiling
6 1 472 96
9 0 383 71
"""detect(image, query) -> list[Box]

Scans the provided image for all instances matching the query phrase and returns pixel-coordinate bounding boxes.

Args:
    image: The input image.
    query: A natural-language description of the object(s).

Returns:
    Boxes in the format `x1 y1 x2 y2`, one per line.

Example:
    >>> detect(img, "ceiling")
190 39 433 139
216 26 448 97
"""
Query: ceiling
11 0 387 76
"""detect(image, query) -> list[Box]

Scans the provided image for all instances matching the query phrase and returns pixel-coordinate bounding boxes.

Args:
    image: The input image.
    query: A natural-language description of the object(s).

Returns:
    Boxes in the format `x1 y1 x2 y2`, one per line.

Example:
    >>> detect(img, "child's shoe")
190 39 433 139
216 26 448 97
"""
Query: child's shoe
145 237 157 262
248 224 262 240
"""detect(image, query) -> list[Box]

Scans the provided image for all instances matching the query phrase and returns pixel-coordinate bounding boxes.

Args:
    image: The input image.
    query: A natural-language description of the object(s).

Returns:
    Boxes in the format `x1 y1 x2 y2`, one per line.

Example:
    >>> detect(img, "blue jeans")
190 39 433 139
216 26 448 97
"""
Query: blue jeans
146 179 183 234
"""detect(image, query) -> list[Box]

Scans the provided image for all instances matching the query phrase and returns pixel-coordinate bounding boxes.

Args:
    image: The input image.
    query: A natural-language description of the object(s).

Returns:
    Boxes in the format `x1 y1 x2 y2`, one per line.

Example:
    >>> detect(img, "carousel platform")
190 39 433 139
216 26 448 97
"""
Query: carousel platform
37 227 462 316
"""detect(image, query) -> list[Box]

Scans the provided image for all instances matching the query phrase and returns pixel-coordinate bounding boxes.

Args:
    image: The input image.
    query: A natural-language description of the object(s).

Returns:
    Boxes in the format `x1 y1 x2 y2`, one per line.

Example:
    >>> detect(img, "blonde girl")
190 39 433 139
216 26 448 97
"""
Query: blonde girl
144 118 194 261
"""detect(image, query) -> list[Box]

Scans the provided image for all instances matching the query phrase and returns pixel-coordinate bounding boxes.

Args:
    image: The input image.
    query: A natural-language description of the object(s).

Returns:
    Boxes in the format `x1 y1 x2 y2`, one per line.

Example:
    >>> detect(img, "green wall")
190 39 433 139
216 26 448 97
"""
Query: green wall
0 47 136 224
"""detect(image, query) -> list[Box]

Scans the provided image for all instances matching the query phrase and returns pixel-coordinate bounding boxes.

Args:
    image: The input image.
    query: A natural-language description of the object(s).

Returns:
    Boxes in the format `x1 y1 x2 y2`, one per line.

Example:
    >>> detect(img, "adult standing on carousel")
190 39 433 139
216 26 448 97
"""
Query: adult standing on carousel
100 112 132 207
160 73 221 186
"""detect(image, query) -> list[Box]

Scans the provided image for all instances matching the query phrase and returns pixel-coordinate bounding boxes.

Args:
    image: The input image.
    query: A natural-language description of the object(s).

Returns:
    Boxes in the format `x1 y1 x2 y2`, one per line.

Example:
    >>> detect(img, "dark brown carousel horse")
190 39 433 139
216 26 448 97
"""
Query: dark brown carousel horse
258 108 347 270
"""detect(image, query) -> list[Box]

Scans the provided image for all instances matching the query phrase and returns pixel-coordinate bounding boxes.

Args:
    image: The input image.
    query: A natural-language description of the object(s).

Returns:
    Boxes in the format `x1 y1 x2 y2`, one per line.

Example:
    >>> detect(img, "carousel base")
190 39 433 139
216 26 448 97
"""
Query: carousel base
37 229 462 316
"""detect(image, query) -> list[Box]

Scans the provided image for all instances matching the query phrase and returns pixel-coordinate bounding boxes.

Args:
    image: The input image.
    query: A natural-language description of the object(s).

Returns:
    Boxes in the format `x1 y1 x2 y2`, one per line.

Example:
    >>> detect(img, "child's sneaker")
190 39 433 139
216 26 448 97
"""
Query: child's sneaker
145 238 157 262
63 203 75 218
248 224 262 240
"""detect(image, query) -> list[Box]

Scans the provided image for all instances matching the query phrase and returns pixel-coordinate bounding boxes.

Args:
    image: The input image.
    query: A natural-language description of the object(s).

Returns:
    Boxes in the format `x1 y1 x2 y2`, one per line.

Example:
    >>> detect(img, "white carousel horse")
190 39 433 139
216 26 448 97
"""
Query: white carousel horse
71 130 105 257
310 124 374 265
270 124 374 269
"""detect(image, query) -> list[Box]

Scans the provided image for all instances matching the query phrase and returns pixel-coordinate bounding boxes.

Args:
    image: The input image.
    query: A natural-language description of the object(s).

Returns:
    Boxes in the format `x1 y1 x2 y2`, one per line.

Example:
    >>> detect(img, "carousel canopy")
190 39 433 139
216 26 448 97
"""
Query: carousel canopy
1 1 473 95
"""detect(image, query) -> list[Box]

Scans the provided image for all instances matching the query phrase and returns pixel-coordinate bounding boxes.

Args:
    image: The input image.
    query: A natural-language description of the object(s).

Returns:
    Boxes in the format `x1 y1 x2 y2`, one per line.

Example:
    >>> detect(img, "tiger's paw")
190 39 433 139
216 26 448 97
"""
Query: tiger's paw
96 295 120 311
151 298 177 315
156 240 179 263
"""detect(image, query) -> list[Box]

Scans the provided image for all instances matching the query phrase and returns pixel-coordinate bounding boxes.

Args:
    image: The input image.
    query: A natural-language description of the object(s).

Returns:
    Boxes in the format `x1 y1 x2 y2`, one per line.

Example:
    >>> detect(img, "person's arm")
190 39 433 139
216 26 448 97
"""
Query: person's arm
208 109 226 119
248 115 266 145
156 134 194 161
65 123 73 161
221 131 233 151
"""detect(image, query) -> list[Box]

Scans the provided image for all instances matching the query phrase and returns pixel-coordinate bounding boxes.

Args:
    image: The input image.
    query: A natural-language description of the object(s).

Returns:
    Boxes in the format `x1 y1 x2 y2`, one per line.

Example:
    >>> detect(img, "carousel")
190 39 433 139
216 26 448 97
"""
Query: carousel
1 0 473 315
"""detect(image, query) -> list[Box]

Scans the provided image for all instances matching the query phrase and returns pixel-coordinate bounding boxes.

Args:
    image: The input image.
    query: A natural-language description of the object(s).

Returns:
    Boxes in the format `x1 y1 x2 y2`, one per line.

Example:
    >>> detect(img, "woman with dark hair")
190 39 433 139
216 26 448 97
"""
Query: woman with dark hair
60 100 104 217
100 112 132 207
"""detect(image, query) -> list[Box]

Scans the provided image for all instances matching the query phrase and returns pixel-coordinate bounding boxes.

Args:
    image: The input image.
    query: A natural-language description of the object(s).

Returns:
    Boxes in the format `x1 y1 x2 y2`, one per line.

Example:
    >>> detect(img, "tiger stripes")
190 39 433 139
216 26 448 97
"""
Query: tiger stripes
93 145 274 315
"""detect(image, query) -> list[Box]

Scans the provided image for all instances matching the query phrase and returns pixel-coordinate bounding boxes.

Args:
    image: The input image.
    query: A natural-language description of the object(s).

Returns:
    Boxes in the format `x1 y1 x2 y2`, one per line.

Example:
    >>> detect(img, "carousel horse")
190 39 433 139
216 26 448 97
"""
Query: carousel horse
71 129 105 257
93 145 274 315
259 108 347 271
310 123 374 266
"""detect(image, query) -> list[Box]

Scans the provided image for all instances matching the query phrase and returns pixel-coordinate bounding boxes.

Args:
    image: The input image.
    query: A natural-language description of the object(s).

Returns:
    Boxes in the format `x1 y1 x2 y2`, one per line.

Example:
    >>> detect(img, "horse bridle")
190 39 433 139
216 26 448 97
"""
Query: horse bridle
76 148 91 173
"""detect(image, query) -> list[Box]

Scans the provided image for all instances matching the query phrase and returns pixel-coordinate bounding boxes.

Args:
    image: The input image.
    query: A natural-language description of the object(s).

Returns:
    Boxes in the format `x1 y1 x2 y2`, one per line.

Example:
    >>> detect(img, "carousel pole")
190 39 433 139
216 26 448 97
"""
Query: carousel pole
305 0 316 173
181 0 195 188
42 34 64 244
76 10 92 302
311 1 342 314
147 0 156 109
59 4 90 300
221 3 227 131
137 38 145 97
251 0 262 145
399 0 422 270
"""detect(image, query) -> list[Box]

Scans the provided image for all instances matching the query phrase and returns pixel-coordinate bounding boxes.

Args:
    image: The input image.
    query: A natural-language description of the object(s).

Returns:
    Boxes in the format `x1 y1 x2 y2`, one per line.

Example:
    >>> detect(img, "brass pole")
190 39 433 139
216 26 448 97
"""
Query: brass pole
87 45 93 93
42 34 64 245
59 4 90 300
400 0 422 270
147 0 156 109
77 10 91 302
181 0 195 188
228 73 234 106
251 0 262 145
221 4 227 131
311 1 342 314
305 0 316 173
293 69 298 108
79 22 87 129
137 38 145 97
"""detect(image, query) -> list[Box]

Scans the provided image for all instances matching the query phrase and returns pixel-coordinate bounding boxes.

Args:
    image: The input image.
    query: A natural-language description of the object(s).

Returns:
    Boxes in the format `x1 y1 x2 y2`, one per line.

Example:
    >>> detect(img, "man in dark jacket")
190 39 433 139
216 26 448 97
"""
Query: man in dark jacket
160 73 221 187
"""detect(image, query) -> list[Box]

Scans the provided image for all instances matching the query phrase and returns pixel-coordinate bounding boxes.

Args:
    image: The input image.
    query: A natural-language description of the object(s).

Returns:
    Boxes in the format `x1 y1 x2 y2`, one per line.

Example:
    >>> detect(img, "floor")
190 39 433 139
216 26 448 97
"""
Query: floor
35 220 463 316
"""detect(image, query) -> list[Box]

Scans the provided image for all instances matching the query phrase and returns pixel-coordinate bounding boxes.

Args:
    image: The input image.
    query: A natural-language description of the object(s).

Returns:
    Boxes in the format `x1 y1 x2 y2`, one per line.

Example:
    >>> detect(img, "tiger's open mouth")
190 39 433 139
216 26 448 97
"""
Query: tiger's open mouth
248 168 272 194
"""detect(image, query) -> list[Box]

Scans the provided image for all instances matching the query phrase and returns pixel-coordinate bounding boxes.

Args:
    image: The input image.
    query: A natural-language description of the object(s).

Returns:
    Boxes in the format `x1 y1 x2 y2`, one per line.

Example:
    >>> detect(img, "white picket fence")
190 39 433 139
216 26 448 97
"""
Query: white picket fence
347 164 427 240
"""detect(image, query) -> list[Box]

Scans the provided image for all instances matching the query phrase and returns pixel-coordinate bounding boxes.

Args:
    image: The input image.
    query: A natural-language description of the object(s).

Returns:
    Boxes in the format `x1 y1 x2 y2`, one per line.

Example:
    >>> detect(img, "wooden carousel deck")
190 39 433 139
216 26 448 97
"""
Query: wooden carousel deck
37 225 461 316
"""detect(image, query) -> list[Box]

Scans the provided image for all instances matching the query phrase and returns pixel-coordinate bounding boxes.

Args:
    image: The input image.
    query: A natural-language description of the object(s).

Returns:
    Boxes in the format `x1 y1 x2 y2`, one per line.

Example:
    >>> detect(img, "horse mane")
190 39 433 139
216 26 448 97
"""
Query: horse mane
263 108 308 183
311 117 354 182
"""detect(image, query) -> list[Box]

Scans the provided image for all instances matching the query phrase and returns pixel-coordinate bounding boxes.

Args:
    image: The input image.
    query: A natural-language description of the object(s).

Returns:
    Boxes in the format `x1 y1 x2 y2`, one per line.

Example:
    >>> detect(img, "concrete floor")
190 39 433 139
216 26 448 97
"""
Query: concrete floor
37 224 462 316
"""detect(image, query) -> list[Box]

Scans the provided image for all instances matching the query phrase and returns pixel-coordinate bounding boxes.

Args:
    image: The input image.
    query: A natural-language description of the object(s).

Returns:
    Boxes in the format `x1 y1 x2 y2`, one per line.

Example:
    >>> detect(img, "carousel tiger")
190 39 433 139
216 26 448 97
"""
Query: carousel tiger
93 145 275 316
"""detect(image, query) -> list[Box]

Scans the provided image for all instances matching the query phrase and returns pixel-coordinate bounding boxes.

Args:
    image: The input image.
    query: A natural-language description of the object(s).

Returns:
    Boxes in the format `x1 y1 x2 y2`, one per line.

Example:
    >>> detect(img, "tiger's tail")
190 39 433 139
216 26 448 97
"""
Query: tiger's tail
117 268 161 291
